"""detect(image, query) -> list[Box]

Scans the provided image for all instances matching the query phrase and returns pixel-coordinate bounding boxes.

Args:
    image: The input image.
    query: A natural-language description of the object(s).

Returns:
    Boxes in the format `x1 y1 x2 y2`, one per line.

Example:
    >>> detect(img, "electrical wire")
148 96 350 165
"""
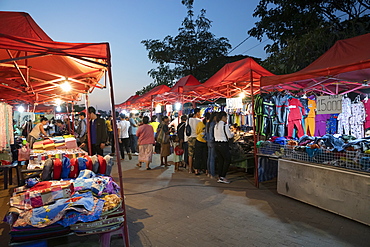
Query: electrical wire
124 183 268 196
241 39 269 54
227 36 251 55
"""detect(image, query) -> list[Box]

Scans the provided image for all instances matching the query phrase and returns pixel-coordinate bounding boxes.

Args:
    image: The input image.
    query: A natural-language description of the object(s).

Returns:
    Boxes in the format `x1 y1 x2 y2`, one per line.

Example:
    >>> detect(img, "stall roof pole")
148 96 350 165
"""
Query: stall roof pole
106 45 130 246
250 71 259 188
71 102 75 135
85 94 92 155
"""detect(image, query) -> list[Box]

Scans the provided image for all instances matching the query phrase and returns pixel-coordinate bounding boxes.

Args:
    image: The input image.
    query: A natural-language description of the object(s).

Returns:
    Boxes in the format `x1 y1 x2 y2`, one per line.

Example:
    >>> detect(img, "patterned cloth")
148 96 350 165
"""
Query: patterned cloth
138 144 153 163
11 181 74 210
350 102 366 139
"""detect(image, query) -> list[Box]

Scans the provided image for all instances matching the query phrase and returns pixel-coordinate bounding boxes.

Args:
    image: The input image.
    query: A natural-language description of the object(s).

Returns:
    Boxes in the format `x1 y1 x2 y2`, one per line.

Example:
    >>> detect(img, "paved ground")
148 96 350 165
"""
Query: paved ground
0 149 369 246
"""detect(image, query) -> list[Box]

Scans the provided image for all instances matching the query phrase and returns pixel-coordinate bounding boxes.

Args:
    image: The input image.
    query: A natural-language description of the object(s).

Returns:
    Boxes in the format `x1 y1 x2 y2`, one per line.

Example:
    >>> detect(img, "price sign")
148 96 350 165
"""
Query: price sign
316 95 342 114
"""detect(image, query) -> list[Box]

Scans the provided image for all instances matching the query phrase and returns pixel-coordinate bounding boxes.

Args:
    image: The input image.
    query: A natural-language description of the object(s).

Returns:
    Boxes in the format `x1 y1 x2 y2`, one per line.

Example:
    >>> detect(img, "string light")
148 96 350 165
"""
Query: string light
18 105 25 112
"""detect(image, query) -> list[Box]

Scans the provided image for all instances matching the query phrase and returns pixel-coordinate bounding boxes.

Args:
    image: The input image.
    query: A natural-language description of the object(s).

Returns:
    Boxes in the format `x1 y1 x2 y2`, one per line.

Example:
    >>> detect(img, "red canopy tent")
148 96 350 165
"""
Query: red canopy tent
261 33 370 95
0 11 130 245
130 84 170 109
0 11 108 105
152 75 202 105
184 57 275 99
115 94 139 110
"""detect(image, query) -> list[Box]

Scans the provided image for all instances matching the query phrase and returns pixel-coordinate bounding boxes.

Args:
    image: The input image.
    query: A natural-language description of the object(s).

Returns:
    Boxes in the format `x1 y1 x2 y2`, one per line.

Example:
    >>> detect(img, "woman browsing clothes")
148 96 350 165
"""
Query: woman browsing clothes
214 111 234 184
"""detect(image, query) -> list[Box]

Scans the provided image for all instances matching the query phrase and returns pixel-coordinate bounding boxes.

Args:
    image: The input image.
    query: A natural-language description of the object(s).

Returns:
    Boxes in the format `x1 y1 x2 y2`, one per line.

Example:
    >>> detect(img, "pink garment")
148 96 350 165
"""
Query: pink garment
136 124 155 145
363 100 370 129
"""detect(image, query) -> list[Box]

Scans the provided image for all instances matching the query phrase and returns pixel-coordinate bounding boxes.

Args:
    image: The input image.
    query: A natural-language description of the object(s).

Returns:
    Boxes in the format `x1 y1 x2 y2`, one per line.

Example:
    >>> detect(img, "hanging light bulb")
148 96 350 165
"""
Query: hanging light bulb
55 98 62 105
175 102 182 111
239 92 245 99
56 105 62 112
60 81 71 92
18 105 25 113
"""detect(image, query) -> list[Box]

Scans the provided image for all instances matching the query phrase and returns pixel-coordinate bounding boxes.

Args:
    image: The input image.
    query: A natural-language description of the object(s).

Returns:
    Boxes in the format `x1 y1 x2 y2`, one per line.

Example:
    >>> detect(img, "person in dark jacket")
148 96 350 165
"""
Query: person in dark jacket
81 106 108 156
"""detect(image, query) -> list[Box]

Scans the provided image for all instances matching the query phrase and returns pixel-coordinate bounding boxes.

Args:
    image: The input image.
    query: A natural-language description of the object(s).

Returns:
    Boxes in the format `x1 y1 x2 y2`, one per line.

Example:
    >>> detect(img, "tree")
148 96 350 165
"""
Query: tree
139 0 231 94
249 0 370 74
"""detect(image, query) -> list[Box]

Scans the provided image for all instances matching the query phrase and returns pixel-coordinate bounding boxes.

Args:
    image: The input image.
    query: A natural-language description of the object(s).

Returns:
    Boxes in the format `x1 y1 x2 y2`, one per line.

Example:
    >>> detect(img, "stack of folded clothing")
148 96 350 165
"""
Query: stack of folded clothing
65 137 78 149
33 141 44 150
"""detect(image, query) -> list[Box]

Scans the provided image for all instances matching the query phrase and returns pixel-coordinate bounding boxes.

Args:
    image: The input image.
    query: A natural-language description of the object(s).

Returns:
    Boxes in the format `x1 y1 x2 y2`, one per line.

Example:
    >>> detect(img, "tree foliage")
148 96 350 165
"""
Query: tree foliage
139 0 231 94
249 0 370 74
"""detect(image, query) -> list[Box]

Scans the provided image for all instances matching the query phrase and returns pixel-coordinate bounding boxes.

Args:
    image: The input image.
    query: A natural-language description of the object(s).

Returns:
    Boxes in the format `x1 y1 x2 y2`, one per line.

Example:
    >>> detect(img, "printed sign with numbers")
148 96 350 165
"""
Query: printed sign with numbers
316 95 342 114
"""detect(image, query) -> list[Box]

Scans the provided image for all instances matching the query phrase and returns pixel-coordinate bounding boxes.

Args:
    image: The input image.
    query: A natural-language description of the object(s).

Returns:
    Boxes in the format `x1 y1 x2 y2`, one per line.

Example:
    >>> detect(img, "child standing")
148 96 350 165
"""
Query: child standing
172 135 183 171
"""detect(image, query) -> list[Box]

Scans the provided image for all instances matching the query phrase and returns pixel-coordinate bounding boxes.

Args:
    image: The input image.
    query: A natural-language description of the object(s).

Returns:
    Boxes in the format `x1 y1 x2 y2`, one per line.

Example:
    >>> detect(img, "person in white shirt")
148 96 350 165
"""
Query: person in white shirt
187 108 201 173
117 115 132 160
214 111 234 184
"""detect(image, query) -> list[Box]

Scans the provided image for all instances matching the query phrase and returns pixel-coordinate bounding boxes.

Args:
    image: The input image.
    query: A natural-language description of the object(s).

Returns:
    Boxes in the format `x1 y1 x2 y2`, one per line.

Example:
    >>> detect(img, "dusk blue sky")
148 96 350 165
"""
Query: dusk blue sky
1 0 269 110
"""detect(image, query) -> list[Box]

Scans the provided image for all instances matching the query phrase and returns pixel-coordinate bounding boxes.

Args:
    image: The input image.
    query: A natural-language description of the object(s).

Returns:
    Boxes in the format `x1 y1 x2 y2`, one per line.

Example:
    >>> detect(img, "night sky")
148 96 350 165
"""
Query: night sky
1 0 269 110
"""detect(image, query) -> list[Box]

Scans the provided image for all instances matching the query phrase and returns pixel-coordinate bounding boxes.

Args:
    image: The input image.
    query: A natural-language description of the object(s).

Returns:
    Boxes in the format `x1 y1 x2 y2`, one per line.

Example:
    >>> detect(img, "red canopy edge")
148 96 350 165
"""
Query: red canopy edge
184 57 274 99
261 33 370 94
130 85 171 109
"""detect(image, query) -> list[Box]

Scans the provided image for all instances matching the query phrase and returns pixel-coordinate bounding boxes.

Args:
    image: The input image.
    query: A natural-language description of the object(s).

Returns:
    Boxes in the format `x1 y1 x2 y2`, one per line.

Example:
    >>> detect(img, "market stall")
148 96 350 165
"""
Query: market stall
259 33 370 226
184 57 275 186
0 11 130 245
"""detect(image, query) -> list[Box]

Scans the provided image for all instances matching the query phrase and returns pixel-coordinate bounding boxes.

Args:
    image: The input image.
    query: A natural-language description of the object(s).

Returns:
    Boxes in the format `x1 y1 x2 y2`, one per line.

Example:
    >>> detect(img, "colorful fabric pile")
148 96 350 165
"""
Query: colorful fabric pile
4 170 123 243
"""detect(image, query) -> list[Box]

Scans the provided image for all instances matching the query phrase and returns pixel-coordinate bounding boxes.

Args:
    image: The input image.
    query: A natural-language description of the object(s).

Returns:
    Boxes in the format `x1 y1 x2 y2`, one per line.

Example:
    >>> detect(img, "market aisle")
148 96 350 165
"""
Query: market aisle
1 149 369 246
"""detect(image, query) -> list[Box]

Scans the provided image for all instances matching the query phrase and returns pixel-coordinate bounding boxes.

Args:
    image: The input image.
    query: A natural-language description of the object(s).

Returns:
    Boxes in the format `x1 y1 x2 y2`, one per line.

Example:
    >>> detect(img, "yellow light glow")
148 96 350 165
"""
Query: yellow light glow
55 98 62 105
239 92 245 98
60 81 72 92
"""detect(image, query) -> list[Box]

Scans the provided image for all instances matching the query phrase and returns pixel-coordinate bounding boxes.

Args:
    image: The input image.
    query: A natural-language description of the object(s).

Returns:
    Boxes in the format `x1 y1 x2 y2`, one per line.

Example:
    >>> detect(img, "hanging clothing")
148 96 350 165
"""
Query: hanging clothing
254 94 264 135
338 97 351 135
262 94 275 138
272 93 289 137
287 98 305 138
0 103 14 149
314 114 330 136
362 99 370 129
326 114 339 134
349 102 365 139
305 99 316 136
299 98 309 135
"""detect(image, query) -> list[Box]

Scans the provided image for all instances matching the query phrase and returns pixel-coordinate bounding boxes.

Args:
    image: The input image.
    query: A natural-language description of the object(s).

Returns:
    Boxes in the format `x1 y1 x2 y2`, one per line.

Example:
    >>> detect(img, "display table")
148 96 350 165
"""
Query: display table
277 159 370 226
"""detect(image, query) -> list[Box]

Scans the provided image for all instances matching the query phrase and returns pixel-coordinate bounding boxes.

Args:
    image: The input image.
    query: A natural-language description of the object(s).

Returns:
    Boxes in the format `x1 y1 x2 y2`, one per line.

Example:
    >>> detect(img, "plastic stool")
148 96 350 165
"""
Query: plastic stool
99 225 126 247
0 162 20 189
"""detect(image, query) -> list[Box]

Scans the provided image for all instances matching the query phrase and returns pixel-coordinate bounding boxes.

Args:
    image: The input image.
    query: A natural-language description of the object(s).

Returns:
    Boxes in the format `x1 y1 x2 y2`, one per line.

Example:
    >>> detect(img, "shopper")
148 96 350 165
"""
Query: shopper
106 115 113 146
187 108 201 173
27 117 48 148
158 116 171 166
149 115 160 134
194 114 208 175
117 115 132 160
22 120 33 138
75 112 87 147
177 115 187 167
81 106 108 156
129 113 139 155
136 116 155 170
54 120 69 136
205 112 217 178
214 111 234 184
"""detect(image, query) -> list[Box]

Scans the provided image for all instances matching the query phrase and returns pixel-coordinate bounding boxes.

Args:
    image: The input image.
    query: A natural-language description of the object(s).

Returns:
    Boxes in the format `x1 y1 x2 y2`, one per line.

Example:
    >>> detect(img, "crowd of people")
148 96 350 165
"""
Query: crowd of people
21 106 235 184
